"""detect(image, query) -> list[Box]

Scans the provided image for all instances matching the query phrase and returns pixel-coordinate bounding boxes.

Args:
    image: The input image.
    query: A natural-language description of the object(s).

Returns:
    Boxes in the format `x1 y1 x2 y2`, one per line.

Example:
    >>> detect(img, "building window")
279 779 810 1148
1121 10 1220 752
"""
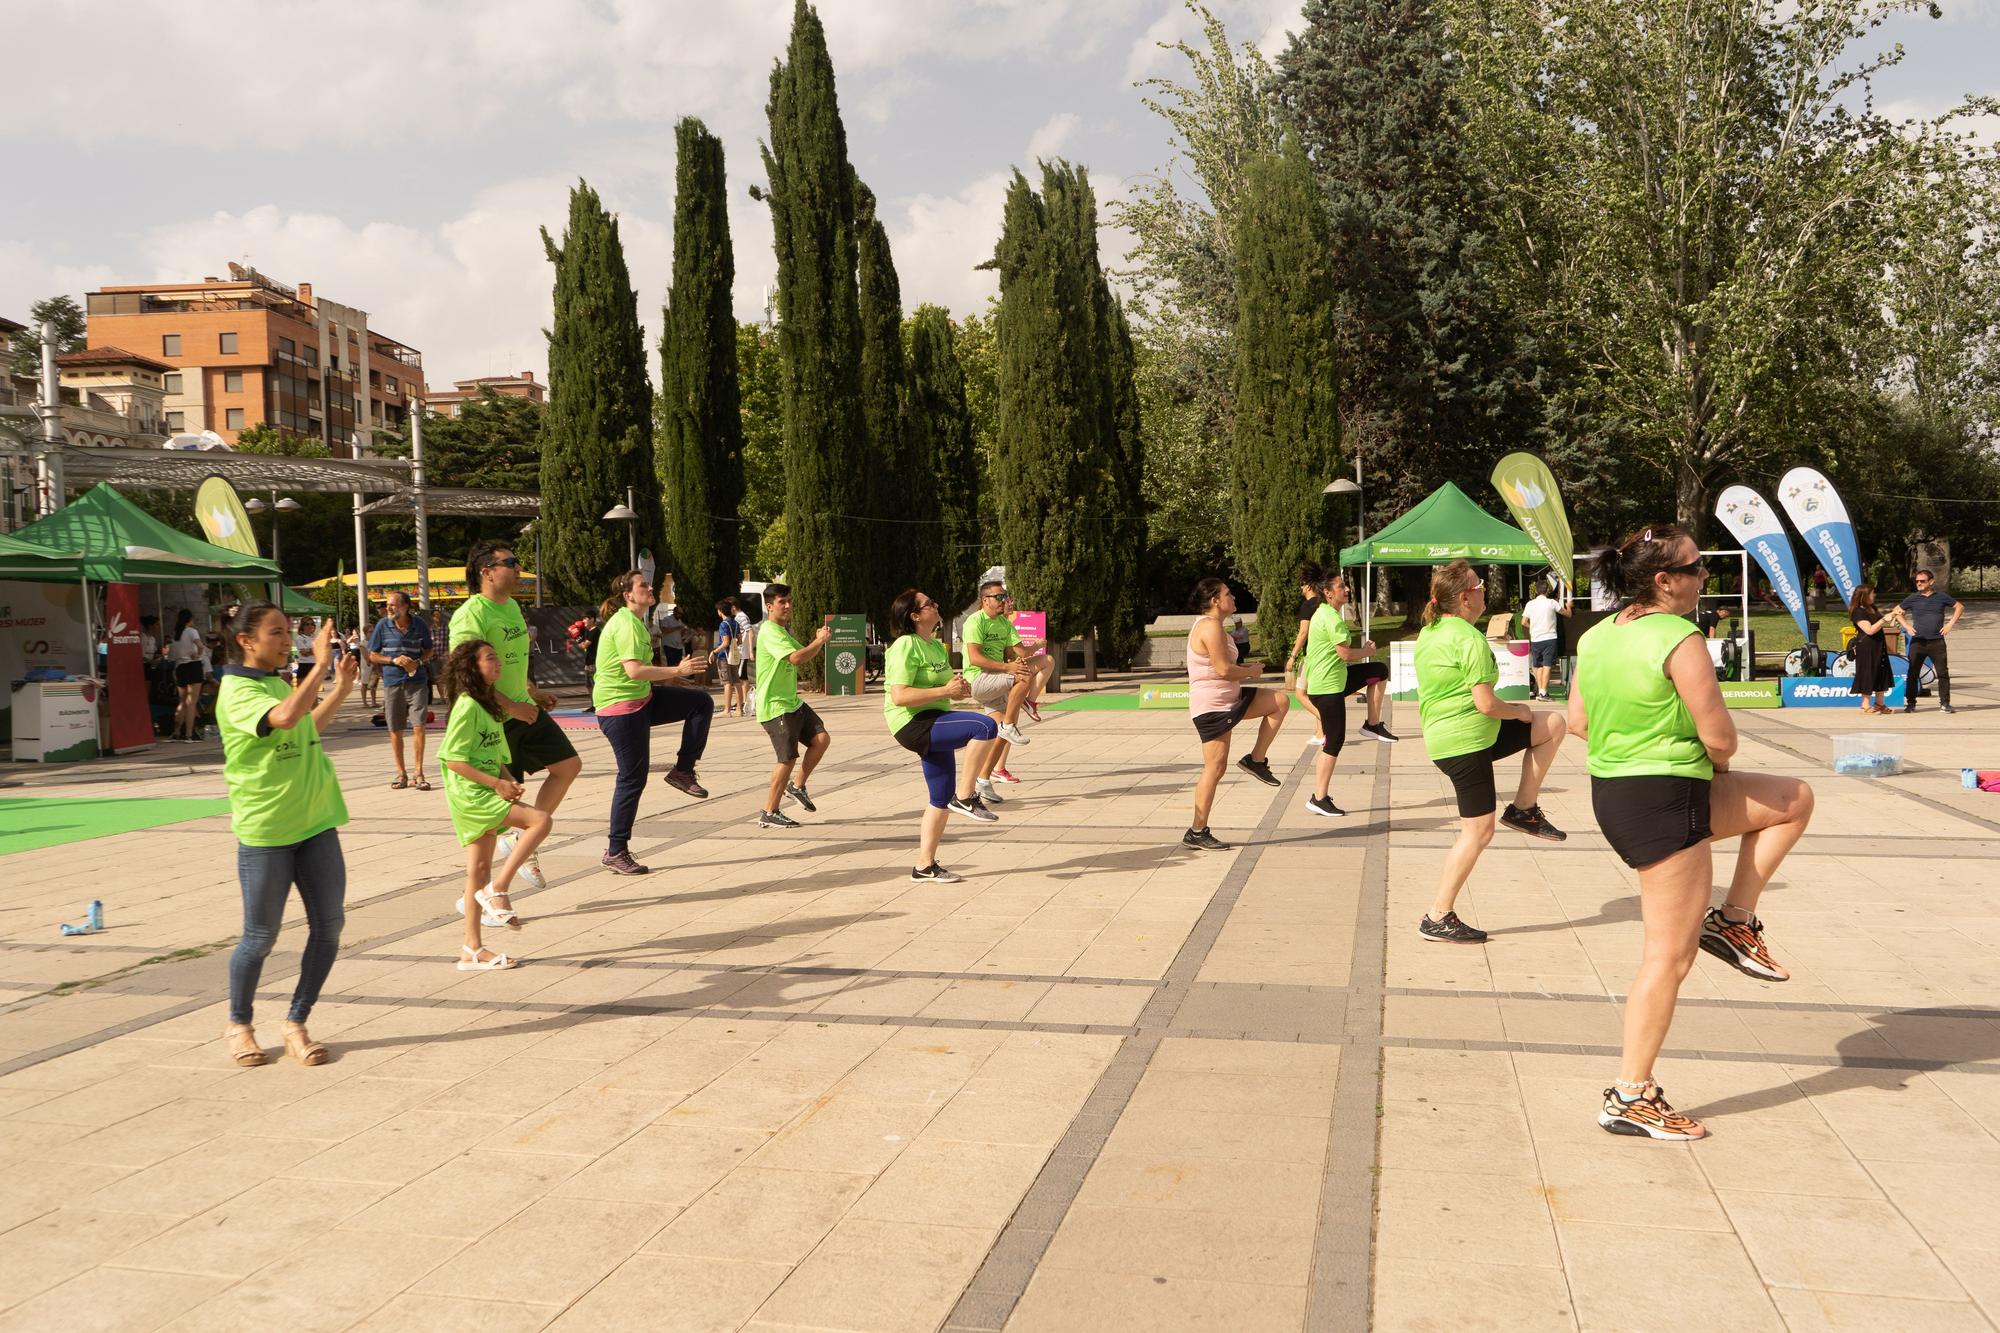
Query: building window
166 411 185 433
303 346 318 367
163 372 183 394
224 371 244 393
225 408 245 430
219 332 239 355
279 336 296 357
161 334 181 356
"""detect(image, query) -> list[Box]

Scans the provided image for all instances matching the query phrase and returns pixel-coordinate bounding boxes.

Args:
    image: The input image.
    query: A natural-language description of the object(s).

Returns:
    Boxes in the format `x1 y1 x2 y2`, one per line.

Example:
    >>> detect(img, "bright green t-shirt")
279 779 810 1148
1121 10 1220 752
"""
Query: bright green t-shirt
1576 612 1713 780
884 633 952 736
1302 603 1353 695
1414 615 1502 761
448 594 531 704
217 672 349 847
591 607 652 710
959 608 1020 681
756 620 805 722
438 693 514 844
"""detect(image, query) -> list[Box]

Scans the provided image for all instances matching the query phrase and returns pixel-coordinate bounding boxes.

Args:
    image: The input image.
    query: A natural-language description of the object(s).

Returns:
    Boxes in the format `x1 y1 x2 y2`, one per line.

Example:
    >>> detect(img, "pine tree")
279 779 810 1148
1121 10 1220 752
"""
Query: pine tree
539 180 658 604
904 305 976 599
658 117 746 619
1277 0 1537 525
758 0 869 630
1232 138 1342 665
1100 297 1148 668
989 162 1117 648
855 179 910 623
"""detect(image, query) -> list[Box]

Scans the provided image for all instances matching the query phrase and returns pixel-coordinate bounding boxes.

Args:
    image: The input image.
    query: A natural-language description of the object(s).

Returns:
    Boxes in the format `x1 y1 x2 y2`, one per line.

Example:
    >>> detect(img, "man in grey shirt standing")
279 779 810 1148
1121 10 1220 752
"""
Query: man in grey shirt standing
1897 568 1962 714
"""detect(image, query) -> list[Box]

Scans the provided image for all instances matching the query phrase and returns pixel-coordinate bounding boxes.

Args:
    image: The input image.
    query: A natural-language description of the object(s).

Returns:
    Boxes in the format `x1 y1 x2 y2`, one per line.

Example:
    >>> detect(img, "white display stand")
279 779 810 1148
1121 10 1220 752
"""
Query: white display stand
9 680 100 762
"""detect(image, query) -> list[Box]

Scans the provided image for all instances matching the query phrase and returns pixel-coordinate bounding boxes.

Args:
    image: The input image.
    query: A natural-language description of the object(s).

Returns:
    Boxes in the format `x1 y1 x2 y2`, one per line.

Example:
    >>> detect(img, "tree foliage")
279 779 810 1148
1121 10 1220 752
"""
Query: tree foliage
856 179 913 623
8 294 85 375
659 117 746 617
539 180 659 603
734 322 789 579
1100 298 1149 668
902 305 975 601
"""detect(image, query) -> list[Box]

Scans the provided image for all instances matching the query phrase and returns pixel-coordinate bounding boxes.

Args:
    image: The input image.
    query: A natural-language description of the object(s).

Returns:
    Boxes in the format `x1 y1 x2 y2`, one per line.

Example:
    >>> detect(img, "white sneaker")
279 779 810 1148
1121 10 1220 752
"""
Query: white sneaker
996 721 1030 745
496 833 547 891
975 778 1004 805
1310 734 1325 748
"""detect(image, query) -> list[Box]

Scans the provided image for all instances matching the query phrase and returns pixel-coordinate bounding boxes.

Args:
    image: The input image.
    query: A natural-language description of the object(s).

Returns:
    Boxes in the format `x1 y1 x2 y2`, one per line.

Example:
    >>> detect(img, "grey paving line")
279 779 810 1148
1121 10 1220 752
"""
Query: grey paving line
1385 985 2000 1022
944 742 1322 1333
1747 712 2000 837
1308 733 1393 1332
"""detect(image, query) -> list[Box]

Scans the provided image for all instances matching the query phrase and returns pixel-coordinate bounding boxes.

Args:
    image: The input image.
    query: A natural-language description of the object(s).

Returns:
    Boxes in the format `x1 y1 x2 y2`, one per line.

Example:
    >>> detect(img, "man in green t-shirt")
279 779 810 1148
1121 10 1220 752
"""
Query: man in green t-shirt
448 540 580 891
752 583 833 828
960 580 1053 803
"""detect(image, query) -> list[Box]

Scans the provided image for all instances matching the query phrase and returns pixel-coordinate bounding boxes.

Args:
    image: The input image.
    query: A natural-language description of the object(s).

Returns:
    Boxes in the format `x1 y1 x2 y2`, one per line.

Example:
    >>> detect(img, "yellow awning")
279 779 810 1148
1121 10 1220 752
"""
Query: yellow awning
299 567 538 593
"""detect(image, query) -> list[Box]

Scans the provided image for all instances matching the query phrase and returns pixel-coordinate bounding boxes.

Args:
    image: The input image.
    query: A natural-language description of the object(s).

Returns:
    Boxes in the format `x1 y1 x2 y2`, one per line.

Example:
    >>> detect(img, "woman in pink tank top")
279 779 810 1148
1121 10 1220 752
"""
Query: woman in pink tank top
1182 577 1291 851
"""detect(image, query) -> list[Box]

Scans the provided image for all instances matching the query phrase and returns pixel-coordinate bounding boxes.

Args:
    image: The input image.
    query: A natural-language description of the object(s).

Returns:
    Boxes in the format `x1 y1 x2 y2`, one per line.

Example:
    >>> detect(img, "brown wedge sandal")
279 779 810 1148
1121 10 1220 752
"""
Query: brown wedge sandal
282 1021 328 1066
226 1023 268 1067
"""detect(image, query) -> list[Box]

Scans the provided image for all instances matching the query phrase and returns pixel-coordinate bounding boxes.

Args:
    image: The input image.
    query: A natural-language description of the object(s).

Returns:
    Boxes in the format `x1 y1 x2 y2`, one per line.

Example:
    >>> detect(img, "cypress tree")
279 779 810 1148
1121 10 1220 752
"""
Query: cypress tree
855 179 909 623
1231 137 1341 666
989 162 1116 648
759 0 869 630
1100 296 1148 668
658 117 745 619
904 305 976 599
1277 0 1536 523
539 180 659 604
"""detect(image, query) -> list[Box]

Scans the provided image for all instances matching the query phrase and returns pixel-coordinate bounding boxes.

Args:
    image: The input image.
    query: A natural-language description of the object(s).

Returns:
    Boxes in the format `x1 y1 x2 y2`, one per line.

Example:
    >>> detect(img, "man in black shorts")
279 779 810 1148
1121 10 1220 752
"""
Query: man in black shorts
753 584 833 828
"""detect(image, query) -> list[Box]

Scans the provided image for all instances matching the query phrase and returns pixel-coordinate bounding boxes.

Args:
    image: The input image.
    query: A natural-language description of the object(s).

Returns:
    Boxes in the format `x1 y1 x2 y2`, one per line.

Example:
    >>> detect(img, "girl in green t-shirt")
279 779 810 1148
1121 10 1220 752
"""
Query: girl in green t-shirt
883 587 999 883
1412 560 1569 946
217 604 356 1070
438 640 549 971
1570 527 1813 1142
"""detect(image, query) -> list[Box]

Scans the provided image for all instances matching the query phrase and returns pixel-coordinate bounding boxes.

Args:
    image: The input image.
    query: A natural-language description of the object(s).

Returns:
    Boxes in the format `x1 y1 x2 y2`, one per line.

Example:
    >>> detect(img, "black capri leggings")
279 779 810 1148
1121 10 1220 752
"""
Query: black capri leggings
1307 662 1390 757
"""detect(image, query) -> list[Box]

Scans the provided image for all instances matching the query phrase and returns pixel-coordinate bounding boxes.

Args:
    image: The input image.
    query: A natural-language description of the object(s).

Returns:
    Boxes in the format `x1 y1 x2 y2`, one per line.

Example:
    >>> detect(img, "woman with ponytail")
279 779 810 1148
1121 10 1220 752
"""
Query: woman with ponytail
1181 577 1290 851
1572 527 1813 1141
594 569 714 875
1413 560 1569 944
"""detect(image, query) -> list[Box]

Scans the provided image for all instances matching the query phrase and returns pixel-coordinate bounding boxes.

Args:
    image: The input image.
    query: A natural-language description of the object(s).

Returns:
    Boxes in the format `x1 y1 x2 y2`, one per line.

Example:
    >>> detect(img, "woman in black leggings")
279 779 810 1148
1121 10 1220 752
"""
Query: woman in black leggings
1300 570 1397 817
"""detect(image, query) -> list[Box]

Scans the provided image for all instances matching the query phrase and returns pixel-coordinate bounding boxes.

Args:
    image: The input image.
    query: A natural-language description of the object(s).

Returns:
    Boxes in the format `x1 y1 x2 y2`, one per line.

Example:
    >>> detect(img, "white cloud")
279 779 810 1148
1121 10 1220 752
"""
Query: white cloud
1027 113 1082 162
1122 0 1304 85
887 173 1011 317
0 242 115 322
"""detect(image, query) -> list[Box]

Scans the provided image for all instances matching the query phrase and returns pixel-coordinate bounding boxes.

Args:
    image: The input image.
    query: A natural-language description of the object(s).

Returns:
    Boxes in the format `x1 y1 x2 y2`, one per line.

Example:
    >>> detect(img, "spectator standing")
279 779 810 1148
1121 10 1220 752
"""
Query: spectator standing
1521 580 1571 701
368 590 435 789
1847 585 1894 714
715 600 748 717
167 608 208 742
655 600 687 667
1898 568 1962 714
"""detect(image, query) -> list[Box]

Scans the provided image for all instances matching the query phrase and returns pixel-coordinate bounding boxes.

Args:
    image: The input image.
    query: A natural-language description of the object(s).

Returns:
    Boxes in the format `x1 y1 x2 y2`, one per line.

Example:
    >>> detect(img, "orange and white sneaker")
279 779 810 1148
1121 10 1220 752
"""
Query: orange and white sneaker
1599 1084 1708 1141
1699 908 1789 981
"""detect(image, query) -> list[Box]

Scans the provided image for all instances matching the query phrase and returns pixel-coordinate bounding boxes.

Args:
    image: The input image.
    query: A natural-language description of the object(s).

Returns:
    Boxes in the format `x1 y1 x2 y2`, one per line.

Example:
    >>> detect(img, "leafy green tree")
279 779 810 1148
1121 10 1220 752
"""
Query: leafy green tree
9 295 85 375
538 180 659 603
659 117 746 618
735 321 788 578
904 305 979 598
1100 298 1149 668
757 0 870 629
1230 138 1343 665
856 179 913 622
950 303 1001 541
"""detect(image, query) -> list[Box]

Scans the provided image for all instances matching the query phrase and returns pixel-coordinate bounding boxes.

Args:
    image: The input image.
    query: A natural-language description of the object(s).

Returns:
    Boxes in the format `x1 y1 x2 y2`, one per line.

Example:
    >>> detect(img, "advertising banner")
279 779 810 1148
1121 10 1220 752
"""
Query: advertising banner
1777 466 1864 608
1491 453 1574 592
1011 611 1047 656
824 614 866 696
0 580 90 743
1719 680 1783 709
194 476 261 557
1138 683 1190 709
1783 676 1903 709
104 582 153 752
1715 486 1811 640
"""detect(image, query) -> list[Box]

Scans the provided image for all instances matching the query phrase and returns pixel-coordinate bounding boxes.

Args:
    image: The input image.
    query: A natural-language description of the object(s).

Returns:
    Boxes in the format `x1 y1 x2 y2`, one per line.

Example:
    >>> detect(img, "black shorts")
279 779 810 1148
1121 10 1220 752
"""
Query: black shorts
172 660 205 688
503 708 579 780
1592 774 1712 868
1306 667 1384 758
1530 639 1560 669
1192 686 1258 744
1431 718 1534 818
763 703 827 763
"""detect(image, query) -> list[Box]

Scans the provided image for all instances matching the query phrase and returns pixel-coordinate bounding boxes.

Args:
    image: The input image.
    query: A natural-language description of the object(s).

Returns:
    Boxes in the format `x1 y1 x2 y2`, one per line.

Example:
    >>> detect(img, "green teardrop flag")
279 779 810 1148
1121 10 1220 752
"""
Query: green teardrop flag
1490 454 1573 593
193 476 260 556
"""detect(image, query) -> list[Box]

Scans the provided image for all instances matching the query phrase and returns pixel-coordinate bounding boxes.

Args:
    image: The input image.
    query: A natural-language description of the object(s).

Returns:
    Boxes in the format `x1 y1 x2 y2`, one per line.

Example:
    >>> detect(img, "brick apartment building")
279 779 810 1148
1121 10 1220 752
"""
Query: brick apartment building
83 264 423 456
422 369 545 417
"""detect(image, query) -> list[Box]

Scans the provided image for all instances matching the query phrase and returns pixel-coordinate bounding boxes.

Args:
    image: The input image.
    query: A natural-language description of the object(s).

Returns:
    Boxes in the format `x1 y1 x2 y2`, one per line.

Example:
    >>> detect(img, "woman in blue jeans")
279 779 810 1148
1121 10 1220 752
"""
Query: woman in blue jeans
884 588 1000 883
593 570 715 875
215 604 356 1067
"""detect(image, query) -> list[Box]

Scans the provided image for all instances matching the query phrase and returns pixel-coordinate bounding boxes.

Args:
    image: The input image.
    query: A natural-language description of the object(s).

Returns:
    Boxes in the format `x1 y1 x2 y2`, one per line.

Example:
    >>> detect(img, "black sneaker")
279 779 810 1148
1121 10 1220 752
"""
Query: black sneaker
1598 1085 1708 1140
600 849 650 875
948 795 999 822
1903 704 1916 713
1182 826 1232 851
1942 704 1957 715
1698 908 1788 981
785 783 816 812
664 769 709 799
758 809 801 829
1500 803 1567 842
911 862 963 883
1237 755 1280 787
1304 794 1346 818
1419 911 1488 943
1360 721 1400 743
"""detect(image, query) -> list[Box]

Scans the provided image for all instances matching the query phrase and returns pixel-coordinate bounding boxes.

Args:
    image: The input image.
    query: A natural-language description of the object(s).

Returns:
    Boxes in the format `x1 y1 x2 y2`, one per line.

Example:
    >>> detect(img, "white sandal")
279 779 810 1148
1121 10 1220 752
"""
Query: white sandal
452 885 522 929
457 944 521 971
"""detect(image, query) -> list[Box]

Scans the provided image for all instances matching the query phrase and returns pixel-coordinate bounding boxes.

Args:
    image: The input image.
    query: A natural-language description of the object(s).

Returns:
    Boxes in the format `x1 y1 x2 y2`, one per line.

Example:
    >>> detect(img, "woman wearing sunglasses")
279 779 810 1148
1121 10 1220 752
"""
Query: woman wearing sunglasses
884 588 1000 882
1572 526 1814 1140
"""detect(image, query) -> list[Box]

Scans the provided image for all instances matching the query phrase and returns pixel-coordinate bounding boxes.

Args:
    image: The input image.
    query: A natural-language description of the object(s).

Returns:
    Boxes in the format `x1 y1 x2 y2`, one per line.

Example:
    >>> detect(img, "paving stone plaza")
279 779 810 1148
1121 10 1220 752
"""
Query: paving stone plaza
1 619 1996 1332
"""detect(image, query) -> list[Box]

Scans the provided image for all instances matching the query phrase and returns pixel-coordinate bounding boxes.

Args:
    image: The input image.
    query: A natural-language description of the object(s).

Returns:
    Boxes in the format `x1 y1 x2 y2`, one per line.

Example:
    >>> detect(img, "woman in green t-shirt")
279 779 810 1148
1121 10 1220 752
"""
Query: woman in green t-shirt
438 640 551 971
1301 569 1398 819
592 570 714 876
1571 527 1814 1141
1413 560 1569 945
883 587 1000 883
217 604 356 1068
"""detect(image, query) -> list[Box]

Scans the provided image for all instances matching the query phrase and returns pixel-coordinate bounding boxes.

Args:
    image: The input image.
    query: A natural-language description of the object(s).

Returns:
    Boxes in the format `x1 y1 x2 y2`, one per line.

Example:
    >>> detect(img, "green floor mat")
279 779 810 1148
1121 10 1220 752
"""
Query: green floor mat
0 797 234 856
1042 693 1143 710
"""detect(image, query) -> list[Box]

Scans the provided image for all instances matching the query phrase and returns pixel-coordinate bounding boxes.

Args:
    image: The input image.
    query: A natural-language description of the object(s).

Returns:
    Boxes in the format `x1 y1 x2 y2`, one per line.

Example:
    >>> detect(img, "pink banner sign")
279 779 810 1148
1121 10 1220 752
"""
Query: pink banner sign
1011 611 1046 656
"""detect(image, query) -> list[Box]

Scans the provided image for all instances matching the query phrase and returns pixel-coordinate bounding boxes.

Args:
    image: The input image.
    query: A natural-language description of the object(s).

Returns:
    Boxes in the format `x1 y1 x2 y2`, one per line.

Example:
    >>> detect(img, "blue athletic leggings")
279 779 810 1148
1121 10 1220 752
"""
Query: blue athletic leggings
919 712 999 808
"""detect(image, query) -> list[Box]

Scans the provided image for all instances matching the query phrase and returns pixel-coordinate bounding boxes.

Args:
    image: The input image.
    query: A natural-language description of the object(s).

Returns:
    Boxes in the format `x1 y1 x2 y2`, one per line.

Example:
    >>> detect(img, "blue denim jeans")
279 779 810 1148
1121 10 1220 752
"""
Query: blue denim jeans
229 827 347 1025
601 685 715 854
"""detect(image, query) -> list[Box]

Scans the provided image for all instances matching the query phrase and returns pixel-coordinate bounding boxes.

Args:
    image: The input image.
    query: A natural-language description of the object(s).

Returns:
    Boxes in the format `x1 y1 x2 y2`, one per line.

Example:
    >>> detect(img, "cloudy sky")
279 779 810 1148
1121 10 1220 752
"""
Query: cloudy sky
3 0 1992 387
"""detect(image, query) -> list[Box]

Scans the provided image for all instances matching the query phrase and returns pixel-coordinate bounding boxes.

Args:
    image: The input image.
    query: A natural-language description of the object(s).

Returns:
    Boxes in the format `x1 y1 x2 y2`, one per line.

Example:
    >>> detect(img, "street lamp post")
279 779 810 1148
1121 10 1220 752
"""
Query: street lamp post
1324 466 1367 635
243 494 301 569
603 486 639 570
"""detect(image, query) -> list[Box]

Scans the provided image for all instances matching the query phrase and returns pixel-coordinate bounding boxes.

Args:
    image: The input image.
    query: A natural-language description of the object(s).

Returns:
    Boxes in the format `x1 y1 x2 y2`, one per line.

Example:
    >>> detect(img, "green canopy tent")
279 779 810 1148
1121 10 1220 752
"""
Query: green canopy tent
5 482 281 584
1336 481 1549 635
0 531 84 580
